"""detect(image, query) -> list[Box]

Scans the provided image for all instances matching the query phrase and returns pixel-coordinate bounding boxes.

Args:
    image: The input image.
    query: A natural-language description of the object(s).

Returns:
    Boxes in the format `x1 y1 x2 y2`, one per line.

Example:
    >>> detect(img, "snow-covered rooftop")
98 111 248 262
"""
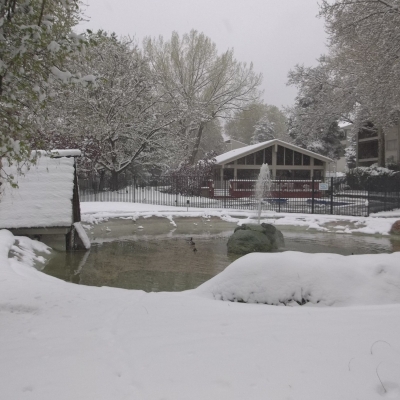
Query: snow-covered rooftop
0 155 76 229
215 139 333 165
338 121 353 129
51 149 81 157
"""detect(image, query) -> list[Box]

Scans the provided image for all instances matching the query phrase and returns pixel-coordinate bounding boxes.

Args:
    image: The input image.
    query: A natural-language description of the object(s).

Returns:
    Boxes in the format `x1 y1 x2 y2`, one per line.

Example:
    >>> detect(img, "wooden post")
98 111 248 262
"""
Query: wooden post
67 159 82 251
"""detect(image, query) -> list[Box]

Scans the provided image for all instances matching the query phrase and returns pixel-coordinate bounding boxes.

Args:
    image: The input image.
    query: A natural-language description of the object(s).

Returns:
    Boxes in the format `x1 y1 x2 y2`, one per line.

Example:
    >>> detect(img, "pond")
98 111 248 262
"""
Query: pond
39 216 399 292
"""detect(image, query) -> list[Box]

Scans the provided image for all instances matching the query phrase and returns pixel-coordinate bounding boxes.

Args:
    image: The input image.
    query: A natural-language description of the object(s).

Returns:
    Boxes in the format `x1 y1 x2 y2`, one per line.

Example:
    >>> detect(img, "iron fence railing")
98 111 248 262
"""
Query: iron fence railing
78 175 400 217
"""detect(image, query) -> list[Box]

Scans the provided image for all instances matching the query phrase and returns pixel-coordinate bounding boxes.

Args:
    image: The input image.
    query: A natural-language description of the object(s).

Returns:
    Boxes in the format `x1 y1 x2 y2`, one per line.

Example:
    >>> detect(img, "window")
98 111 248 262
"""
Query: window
277 146 285 165
237 157 246 165
294 151 302 166
358 161 376 167
314 158 323 166
293 170 311 180
276 169 293 179
358 122 377 140
285 148 293 165
358 140 378 159
237 169 259 180
303 155 310 166
222 168 234 180
313 170 323 180
245 154 254 165
255 150 264 165
265 147 273 165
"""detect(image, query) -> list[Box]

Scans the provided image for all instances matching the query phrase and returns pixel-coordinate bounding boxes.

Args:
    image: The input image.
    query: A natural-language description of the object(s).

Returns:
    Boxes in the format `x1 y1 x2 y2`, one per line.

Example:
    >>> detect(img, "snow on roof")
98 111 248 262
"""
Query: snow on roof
215 140 274 164
51 149 81 157
215 139 333 165
0 155 76 229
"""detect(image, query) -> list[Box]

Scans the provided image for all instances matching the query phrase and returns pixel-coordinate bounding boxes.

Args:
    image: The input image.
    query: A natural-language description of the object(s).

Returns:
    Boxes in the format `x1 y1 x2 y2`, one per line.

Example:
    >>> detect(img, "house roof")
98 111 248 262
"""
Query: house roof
215 139 333 165
0 155 76 229
338 122 353 129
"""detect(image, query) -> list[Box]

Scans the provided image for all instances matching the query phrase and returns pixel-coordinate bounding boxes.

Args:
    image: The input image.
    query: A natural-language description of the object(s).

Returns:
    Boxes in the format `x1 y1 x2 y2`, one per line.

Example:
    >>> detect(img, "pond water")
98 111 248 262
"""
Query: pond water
39 217 399 292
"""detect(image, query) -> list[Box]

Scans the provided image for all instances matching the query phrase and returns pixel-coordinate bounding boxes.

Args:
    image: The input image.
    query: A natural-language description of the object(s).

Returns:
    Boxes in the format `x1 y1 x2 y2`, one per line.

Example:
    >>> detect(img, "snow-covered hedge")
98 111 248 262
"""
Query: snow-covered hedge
346 166 400 189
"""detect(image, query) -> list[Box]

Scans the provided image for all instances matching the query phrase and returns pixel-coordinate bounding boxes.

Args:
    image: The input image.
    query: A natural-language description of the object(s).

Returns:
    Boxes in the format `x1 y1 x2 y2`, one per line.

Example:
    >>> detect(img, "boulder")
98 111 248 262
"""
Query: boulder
227 223 284 255
390 220 400 235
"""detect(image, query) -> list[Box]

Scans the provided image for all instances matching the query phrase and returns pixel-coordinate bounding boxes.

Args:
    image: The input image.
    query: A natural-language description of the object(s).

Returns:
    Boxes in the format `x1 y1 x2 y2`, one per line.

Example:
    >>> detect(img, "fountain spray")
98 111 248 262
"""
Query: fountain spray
255 163 272 224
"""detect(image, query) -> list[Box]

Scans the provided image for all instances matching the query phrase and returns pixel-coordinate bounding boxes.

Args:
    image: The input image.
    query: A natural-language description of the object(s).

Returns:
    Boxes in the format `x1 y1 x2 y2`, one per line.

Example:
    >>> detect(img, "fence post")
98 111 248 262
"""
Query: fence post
278 179 281 213
367 188 370 217
224 179 227 209
311 177 315 214
398 182 400 210
175 176 178 207
330 177 334 215
384 178 387 211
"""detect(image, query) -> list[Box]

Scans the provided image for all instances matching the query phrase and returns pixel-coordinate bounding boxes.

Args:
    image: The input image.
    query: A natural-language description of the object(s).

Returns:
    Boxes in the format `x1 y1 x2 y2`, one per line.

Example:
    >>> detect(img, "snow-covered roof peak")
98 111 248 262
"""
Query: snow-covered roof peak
215 139 333 165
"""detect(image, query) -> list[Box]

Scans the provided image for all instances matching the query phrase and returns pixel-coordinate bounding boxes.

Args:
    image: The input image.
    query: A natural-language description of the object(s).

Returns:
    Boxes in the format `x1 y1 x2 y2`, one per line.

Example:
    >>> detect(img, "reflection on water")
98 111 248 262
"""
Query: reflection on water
283 231 394 255
41 218 398 292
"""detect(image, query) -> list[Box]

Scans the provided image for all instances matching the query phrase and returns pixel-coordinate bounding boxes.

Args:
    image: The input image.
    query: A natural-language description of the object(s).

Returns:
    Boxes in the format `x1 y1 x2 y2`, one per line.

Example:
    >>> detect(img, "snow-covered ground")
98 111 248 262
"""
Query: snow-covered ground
1 204 400 399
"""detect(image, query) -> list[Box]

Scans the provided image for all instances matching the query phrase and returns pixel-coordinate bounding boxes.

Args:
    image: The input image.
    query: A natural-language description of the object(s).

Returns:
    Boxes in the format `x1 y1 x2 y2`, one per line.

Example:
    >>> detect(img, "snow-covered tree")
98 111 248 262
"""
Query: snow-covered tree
318 1 399 165
288 0 400 166
285 62 345 160
39 32 178 190
0 0 88 180
196 119 225 160
250 115 275 144
144 30 262 164
345 133 357 169
287 98 343 160
225 102 288 144
286 59 354 159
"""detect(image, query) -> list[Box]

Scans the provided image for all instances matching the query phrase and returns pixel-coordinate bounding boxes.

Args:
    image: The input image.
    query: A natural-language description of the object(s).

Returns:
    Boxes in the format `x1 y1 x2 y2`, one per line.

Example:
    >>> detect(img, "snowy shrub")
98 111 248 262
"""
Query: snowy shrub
166 152 216 196
346 166 400 190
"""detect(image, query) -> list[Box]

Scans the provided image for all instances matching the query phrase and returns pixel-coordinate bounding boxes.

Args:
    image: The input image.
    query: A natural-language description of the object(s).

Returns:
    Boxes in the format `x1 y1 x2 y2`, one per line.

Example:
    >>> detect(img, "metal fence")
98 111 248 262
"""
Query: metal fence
78 175 400 217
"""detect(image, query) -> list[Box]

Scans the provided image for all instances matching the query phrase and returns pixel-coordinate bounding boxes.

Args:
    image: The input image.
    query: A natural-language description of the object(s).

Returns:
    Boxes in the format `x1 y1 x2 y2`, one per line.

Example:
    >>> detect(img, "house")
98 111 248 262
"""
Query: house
336 121 400 168
214 139 332 181
0 150 89 251
357 122 400 167
211 139 332 199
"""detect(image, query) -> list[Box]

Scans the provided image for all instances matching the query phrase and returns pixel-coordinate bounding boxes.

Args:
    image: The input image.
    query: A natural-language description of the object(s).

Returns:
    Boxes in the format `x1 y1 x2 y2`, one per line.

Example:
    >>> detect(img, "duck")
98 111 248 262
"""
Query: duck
193 247 197 253
188 237 195 245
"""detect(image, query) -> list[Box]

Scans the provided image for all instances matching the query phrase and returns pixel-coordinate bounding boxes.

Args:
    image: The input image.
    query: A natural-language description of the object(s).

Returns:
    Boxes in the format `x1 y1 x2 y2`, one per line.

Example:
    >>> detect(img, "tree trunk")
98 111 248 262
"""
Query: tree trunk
110 170 119 191
377 127 386 167
98 170 106 192
188 122 206 165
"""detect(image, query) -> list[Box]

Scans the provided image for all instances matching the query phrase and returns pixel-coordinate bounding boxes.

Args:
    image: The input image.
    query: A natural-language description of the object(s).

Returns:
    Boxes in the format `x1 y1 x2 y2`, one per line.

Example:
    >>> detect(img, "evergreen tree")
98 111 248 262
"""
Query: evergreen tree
250 115 275 144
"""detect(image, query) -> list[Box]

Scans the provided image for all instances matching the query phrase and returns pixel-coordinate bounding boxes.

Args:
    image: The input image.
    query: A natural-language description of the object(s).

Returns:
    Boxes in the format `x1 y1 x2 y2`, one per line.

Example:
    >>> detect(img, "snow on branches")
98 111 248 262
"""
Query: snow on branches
0 0 89 182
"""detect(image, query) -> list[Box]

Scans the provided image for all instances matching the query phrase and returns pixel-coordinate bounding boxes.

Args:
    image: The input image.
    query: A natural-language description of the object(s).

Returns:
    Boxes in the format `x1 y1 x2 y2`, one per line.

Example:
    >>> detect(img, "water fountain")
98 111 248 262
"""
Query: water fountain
255 163 272 224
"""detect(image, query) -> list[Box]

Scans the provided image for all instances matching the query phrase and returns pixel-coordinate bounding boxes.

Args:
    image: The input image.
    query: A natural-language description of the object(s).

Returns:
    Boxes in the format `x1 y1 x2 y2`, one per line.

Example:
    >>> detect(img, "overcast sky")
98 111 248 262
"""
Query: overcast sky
80 0 328 108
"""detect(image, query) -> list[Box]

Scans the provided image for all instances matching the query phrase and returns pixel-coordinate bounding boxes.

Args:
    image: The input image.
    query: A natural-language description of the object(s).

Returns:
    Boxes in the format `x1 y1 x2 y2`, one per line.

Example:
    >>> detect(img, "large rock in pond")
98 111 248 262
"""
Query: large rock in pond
390 220 400 235
227 223 284 255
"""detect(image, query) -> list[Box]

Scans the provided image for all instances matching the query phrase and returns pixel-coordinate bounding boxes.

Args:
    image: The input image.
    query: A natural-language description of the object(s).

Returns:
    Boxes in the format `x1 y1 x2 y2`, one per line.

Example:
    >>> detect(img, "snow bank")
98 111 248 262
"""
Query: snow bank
0 229 51 279
195 251 400 306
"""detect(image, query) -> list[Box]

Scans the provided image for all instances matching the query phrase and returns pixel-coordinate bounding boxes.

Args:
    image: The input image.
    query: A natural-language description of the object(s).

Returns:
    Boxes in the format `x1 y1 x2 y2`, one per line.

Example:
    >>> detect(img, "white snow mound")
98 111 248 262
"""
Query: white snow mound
194 251 400 306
